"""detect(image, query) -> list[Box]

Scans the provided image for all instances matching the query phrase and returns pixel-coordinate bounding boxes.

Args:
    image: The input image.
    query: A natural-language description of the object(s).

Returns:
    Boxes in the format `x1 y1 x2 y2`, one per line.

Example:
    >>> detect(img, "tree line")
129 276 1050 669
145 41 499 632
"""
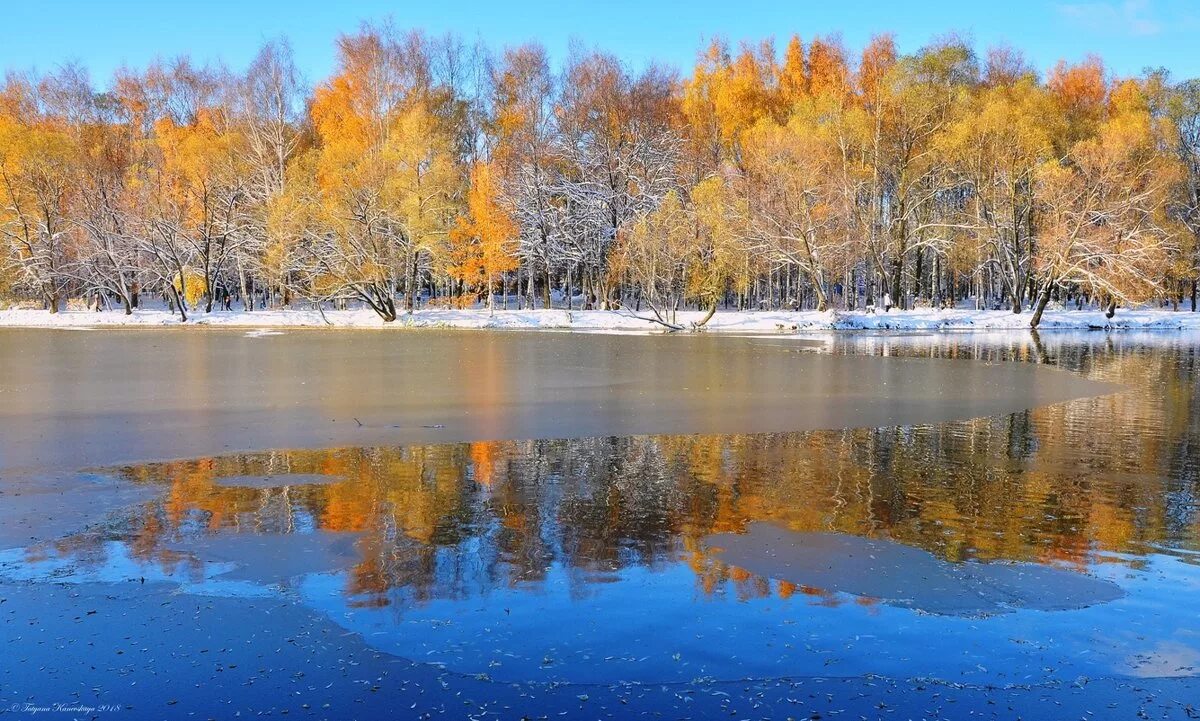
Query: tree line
2 23 1199 328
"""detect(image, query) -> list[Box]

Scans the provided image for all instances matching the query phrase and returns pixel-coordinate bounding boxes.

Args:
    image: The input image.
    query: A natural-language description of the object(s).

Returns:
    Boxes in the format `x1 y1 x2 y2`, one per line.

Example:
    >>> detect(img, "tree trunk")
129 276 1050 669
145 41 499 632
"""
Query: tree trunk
693 299 718 328
814 281 828 312
170 286 187 322
1029 281 1053 329
1106 299 1117 319
565 268 572 311
405 254 418 314
890 256 903 311
525 262 535 309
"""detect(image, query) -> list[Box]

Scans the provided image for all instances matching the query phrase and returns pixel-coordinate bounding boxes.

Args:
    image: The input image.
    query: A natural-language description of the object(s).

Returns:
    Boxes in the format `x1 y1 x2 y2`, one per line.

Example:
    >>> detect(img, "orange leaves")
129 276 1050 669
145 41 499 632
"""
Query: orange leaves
448 162 517 305
469 441 507 487
778 36 808 108
152 112 235 215
490 44 552 172
1032 74 1180 305
310 75 373 192
682 34 862 172
1049 56 1108 115
682 39 776 165
858 35 898 103
1049 55 1109 144
807 37 851 102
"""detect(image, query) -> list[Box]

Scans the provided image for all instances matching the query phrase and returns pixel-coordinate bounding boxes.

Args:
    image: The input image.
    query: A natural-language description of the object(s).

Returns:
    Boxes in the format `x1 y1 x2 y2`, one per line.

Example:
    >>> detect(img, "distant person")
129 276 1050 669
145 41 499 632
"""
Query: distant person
883 292 892 312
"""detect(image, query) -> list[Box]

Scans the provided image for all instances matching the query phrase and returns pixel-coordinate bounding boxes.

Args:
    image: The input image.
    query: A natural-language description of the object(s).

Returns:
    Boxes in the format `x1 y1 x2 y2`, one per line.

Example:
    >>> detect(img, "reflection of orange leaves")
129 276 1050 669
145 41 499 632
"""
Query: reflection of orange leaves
1088 502 1136 554
810 595 842 608
777 580 797 599
130 508 164 560
320 453 349 478
469 441 504 487
321 482 376 532
163 459 217 526
501 510 527 532
346 555 389 598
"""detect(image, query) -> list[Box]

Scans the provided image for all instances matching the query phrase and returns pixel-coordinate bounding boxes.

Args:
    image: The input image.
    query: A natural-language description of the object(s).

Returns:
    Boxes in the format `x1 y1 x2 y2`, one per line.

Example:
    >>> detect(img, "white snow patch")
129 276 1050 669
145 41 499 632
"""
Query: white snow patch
1 306 1199 332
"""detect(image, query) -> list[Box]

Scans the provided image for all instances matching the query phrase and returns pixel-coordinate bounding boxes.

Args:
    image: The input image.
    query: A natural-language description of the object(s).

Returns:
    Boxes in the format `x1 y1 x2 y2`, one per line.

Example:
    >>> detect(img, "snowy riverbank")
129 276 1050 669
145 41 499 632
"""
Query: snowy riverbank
3 306 1200 332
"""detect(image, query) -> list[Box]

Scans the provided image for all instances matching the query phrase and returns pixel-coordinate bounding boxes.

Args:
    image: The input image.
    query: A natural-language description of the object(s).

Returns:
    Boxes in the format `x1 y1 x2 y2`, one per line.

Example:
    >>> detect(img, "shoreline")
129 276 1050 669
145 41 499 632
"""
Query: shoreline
2 306 1200 332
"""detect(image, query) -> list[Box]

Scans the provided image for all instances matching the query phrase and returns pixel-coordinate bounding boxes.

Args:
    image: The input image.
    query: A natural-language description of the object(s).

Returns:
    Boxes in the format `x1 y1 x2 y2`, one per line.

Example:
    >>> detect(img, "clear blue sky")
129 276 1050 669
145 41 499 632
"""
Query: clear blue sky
3 0 1198 85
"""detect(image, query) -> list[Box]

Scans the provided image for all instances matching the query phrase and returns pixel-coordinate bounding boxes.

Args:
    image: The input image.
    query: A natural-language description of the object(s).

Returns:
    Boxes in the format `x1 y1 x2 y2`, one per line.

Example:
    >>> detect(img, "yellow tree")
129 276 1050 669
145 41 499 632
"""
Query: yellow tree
939 72 1060 313
681 40 776 173
610 189 690 327
0 76 77 312
382 101 459 314
304 63 401 319
298 25 459 321
874 39 976 309
150 100 247 315
778 35 808 110
746 43 860 313
1030 79 1181 327
688 174 747 324
448 162 517 313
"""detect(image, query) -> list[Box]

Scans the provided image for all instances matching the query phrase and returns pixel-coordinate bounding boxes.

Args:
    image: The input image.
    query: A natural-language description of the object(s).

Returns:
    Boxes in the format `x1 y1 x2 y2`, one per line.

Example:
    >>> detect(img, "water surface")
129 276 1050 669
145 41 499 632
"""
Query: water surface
1 329 1198 716
0 328 1109 471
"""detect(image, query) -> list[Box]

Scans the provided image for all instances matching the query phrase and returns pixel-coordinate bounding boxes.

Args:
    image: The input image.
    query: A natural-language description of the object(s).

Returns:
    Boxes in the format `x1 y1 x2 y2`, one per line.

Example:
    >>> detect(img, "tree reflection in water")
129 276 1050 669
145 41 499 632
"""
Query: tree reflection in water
74 333 1198 609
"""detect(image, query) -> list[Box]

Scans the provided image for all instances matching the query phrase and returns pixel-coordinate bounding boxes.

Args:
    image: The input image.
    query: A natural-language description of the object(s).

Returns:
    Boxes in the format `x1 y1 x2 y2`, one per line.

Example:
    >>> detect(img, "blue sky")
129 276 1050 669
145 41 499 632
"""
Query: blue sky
3 0 1199 85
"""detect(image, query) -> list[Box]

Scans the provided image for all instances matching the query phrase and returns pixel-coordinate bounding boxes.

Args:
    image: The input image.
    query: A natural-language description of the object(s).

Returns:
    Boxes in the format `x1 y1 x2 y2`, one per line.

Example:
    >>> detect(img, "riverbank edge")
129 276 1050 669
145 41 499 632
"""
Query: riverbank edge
3 307 1200 332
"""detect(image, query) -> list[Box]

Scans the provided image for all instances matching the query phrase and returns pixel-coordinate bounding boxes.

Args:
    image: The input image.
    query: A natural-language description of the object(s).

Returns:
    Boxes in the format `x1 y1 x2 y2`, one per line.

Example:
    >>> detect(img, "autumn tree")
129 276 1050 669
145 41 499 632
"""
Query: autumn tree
555 48 679 308
295 23 460 321
0 73 77 312
490 43 558 307
940 61 1058 313
0 26 1195 323
448 161 518 312
611 189 690 326
1029 79 1181 327
873 38 976 309
1167 78 1200 310
125 59 248 319
235 39 306 310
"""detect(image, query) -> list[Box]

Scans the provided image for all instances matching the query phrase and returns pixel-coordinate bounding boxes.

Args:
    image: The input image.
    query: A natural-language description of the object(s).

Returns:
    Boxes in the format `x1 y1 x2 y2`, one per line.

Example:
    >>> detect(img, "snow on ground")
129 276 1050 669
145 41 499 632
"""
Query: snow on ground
3 305 1200 332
